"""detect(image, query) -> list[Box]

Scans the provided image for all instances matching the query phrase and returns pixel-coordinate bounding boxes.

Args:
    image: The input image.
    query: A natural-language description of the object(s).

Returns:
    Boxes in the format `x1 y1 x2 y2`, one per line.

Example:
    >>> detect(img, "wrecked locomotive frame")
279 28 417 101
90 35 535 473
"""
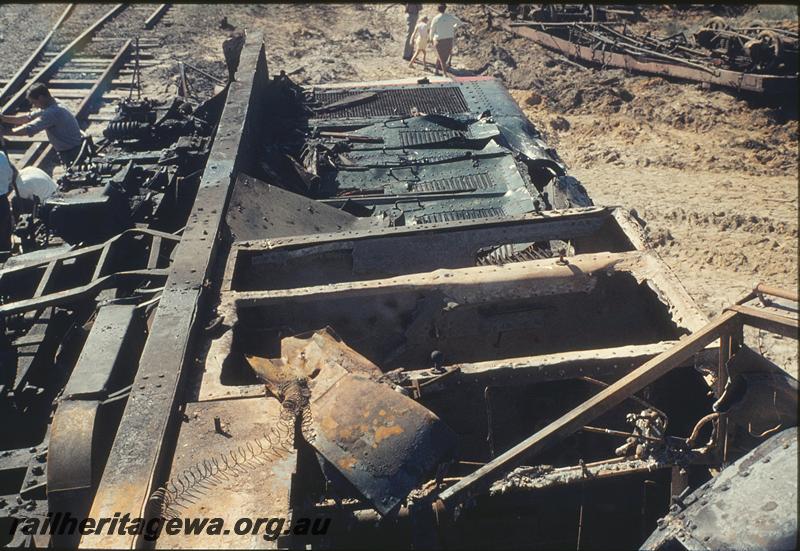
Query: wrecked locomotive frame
1 33 798 550
498 7 798 97
0 84 224 545
9 94 219 254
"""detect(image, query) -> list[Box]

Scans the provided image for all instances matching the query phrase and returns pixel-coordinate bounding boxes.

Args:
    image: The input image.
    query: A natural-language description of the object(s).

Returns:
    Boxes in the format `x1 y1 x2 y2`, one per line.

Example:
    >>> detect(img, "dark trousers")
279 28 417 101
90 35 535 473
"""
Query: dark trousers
434 38 454 71
57 145 81 168
0 197 12 252
403 12 419 59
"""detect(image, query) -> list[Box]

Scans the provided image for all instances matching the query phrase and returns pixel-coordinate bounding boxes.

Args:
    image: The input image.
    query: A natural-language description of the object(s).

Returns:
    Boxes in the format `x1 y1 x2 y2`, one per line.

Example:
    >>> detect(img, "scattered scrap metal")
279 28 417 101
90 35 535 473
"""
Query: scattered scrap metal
0 31 797 551
498 5 798 95
0 87 224 546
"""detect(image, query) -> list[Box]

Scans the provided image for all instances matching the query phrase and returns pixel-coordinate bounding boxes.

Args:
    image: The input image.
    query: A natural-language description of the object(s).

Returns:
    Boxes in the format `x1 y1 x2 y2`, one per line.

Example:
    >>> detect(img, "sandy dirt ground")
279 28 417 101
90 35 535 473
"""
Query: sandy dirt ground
1 3 797 373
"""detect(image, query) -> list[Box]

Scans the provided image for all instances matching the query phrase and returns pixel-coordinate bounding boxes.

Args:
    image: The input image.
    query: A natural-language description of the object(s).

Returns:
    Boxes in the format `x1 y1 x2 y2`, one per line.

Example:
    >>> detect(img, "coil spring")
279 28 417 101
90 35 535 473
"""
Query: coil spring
148 379 314 520
67 162 99 173
476 244 554 266
104 121 151 140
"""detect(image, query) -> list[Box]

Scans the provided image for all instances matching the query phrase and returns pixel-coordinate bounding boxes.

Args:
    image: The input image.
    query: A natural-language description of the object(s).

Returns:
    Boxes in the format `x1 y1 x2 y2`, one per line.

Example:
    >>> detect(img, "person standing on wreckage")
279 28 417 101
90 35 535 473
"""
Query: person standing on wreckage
1 83 83 168
429 3 464 77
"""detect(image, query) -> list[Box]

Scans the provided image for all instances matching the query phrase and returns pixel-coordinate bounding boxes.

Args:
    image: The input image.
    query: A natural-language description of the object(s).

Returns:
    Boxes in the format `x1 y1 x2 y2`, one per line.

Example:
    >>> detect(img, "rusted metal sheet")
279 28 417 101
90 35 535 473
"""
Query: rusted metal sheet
247 327 382 394
227 174 381 242
246 328 457 516
309 371 456 515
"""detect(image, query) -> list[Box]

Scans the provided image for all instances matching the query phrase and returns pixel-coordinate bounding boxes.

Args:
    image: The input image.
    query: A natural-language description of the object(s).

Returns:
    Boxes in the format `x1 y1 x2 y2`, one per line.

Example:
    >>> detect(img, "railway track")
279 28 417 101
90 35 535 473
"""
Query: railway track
0 3 172 170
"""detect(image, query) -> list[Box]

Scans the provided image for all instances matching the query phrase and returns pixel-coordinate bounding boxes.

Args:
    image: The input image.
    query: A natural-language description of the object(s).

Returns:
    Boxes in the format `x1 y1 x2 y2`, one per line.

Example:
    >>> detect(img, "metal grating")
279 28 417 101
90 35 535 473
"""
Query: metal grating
400 129 463 147
314 87 470 119
415 207 506 224
411 173 494 194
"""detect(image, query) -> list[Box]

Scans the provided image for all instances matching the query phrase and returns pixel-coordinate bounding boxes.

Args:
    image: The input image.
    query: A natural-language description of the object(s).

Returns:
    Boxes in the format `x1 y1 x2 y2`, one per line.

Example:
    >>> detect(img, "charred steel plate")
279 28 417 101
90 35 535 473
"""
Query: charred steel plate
309 372 456 515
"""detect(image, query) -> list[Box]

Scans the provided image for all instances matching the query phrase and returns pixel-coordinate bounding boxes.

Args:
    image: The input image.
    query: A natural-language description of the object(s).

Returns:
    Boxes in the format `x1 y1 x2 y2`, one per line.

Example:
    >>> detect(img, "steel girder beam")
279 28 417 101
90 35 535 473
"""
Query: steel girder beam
82 33 267 548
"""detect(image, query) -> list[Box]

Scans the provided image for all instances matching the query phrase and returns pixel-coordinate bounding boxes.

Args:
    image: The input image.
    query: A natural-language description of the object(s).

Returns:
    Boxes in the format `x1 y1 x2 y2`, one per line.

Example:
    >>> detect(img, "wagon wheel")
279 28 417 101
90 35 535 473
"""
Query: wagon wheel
705 16 729 31
747 19 766 30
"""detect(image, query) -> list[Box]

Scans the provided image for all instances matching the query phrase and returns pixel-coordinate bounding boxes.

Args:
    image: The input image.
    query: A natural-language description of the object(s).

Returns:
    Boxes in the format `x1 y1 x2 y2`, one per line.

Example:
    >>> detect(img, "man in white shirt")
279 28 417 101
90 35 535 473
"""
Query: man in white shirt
429 4 464 77
0 137 58 252
15 166 58 204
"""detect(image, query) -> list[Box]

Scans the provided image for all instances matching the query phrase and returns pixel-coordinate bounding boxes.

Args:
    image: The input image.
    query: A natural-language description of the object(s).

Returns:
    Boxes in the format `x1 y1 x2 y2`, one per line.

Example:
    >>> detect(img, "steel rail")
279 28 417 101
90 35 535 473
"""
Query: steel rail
1 4 127 115
0 3 76 107
144 4 171 30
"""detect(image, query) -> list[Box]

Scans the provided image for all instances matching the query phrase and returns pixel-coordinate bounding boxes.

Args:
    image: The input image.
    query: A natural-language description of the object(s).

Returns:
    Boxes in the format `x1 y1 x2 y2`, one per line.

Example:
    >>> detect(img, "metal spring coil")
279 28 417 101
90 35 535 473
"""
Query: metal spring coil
104 121 151 140
476 244 554 266
148 379 315 520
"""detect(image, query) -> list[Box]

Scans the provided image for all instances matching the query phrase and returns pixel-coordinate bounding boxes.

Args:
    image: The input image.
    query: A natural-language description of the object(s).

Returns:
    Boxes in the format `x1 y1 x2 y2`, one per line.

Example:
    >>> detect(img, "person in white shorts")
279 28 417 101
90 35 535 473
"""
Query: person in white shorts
408 16 430 68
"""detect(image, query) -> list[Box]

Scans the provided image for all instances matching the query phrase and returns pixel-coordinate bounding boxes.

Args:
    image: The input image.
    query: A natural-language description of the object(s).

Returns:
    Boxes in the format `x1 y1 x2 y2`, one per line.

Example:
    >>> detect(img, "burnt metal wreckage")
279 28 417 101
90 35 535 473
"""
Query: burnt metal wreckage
0 33 797 550
494 5 798 97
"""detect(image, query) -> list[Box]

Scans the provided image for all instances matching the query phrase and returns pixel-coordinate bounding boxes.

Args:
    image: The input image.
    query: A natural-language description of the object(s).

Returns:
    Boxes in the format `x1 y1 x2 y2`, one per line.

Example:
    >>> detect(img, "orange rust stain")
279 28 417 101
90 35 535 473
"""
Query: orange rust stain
340 423 368 441
320 415 339 434
374 424 404 444
338 456 356 470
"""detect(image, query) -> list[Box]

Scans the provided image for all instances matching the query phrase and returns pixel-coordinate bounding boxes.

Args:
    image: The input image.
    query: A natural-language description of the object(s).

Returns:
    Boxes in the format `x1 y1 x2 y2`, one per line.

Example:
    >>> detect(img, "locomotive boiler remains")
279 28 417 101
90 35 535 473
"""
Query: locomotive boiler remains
0 7 797 551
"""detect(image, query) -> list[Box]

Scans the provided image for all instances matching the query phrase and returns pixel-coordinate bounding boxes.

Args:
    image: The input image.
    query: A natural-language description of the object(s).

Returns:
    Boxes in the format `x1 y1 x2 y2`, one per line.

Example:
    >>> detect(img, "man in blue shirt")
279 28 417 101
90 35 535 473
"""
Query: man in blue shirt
1 83 83 168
